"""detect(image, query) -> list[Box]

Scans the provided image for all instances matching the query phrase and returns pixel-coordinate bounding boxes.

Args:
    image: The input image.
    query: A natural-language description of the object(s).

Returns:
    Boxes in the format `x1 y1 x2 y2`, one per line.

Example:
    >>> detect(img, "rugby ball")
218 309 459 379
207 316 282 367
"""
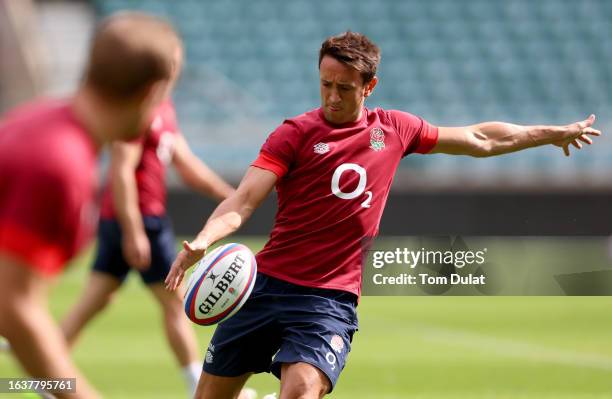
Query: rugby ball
184 243 257 326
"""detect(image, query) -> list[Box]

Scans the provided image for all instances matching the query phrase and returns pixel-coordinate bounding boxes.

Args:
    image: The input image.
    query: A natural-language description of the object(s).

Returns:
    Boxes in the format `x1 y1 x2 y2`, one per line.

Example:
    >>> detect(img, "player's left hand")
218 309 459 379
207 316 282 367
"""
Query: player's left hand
122 230 151 270
165 238 208 291
553 114 601 156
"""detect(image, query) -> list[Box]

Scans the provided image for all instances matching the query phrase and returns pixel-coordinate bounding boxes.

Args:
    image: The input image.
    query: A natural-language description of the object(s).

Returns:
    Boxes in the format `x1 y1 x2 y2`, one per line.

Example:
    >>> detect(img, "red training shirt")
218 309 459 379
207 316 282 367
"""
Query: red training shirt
0 99 99 275
100 101 179 219
252 107 438 296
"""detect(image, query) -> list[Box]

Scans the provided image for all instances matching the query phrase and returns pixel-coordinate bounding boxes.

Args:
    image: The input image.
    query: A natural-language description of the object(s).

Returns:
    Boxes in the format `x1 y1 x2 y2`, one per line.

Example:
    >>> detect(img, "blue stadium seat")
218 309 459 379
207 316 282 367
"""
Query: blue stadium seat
95 0 612 185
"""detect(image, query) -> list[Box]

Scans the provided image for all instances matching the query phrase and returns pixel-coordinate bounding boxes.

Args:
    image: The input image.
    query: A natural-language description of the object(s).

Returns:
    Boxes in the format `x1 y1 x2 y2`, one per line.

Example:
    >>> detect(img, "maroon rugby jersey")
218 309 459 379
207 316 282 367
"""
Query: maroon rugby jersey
100 101 179 219
252 107 438 296
0 99 99 275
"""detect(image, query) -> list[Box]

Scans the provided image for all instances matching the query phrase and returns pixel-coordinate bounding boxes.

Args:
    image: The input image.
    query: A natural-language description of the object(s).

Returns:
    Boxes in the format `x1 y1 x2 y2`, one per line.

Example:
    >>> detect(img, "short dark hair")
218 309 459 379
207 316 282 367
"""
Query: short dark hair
83 12 182 100
319 31 381 84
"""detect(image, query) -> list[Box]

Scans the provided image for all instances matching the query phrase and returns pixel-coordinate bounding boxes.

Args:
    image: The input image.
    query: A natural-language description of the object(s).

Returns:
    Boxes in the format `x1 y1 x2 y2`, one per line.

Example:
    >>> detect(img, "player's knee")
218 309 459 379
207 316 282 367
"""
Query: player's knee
93 292 115 313
281 364 330 399
195 372 247 399
0 278 27 325
76 291 115 321
0 298 32 337
159 292 184 319
162 303 188 332
162 306 184 327
282 381 328 399
0 301 18 334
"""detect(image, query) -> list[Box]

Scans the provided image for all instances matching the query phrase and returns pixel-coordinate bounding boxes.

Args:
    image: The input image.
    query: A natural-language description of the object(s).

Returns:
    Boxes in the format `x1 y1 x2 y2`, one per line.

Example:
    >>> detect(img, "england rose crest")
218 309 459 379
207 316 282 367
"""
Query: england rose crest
330 334 344 353
313 142 330 154
369 128 385 151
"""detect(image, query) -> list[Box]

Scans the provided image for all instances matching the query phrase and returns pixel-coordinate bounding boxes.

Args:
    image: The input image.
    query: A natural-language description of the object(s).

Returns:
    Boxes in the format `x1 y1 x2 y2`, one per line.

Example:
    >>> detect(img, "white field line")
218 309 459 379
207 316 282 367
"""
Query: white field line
419 325 612 371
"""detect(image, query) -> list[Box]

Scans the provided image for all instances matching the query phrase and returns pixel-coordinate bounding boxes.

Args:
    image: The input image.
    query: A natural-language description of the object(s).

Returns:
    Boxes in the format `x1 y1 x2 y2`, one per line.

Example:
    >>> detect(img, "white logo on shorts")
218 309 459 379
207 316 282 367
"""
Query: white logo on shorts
205 350 214 364
325 351 337 371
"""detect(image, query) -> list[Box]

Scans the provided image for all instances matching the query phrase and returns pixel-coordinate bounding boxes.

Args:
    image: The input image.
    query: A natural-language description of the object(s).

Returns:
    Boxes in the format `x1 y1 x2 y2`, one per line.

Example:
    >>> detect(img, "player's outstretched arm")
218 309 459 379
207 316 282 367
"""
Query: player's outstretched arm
110 141 151 270
165 166 276 290
431 114 601 157
172 134 235 201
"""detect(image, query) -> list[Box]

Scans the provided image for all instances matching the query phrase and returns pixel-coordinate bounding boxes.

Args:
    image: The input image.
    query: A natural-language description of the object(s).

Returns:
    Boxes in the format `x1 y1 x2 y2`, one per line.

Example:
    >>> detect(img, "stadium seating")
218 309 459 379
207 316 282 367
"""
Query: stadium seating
95 0 612 187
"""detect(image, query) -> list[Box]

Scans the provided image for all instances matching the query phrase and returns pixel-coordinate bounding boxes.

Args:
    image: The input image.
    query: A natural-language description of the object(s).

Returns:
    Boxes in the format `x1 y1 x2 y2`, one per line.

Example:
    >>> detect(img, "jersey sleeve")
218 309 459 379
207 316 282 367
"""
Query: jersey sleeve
251 121 301 178
386 110 439 156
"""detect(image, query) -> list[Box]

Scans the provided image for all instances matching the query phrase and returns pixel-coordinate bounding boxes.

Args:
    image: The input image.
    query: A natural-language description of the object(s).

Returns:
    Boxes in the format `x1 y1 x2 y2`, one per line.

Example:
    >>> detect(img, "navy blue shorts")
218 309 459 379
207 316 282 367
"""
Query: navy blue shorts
203 273 359 392
92 216 176 285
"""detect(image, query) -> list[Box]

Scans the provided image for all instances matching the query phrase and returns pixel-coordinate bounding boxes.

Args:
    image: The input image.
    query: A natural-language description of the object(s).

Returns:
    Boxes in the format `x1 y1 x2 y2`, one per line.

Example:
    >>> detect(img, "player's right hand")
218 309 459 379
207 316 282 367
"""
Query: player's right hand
165 239 208 291
122 231 151 270
553 114 601 156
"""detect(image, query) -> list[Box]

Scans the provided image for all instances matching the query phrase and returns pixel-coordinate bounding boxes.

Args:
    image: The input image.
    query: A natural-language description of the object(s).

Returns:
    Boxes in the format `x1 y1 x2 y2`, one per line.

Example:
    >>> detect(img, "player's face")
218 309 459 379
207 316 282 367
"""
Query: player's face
319 55 377 125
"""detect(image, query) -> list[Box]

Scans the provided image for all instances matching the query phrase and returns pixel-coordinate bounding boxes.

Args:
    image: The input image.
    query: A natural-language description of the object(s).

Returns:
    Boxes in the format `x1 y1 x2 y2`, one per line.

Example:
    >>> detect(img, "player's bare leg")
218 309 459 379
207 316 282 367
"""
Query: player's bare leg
0 256 101 399
279 362 330 399
148 286 258 399
149 282 202 393
60 271 122 347
195 371 252 399
149 283 255 399
149 283 200 365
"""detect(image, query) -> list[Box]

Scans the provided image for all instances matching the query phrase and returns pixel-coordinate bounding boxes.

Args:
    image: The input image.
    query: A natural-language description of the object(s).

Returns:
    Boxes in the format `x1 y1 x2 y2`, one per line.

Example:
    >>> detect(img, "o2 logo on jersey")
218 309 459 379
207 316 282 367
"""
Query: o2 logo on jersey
156 132 176 165
331 163 372 208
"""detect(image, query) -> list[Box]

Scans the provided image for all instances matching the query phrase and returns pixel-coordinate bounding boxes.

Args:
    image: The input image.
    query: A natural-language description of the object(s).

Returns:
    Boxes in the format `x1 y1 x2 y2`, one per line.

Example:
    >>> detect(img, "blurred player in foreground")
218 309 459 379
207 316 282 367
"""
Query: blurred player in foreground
0 12 181 399
166 31 601 399
60 89 234 396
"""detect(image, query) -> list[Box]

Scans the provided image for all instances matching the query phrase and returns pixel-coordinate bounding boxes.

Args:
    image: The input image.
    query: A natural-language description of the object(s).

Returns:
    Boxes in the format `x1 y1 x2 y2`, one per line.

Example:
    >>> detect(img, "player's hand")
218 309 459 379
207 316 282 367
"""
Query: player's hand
553 114 601 156
165 238 208 291
122 230 151 270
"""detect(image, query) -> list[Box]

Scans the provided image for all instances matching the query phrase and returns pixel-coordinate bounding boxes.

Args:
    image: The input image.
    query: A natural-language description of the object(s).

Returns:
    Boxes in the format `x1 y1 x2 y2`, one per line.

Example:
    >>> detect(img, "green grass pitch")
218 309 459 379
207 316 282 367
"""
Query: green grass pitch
2 237 612 398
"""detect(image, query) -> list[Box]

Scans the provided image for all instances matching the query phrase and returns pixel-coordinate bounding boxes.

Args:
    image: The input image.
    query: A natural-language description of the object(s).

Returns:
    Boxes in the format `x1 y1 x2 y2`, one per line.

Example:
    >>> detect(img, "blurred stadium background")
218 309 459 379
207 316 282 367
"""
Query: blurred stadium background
2 0 612 398
3 0 612 236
